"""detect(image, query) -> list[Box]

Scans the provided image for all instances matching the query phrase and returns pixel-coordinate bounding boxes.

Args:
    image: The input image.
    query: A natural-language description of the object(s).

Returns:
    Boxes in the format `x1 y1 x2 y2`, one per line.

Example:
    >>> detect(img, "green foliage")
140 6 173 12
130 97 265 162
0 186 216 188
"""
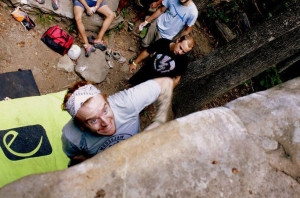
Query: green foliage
205 1 240 30
204 0 297 36
143 110 147 117
68 23 77 34
251 66 282 91
35 11 54 26
113 21 124 32
121 7 128 17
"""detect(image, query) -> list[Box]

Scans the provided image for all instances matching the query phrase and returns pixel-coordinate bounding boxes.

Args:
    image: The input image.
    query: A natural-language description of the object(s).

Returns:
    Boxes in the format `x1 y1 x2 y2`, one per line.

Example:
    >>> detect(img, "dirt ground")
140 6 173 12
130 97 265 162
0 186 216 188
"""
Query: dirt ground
0 3 212 92
0 2 249 127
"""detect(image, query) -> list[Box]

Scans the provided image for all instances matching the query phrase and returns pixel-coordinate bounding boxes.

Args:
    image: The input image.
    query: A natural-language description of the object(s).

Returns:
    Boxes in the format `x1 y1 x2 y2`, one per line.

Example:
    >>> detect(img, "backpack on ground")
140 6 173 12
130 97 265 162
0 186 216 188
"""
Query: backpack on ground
11 6 35 30
41 25 73 55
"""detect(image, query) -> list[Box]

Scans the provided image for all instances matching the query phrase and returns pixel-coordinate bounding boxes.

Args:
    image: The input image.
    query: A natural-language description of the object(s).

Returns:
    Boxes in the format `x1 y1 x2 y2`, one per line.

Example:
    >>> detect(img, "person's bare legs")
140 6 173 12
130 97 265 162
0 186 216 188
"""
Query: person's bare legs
94 5 115 43
74 6 89 46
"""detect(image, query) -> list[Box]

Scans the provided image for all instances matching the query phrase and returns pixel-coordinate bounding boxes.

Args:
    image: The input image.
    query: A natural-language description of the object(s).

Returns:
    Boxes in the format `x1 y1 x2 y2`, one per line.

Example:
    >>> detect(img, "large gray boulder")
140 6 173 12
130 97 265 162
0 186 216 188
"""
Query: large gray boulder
75 48 108 83
0 77 299 197
225 77 300 183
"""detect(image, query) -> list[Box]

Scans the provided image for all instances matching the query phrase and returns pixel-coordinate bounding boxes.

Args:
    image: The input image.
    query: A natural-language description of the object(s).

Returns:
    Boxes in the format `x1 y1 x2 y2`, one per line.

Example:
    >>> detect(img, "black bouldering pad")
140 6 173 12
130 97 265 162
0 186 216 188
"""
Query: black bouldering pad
0 70 40 100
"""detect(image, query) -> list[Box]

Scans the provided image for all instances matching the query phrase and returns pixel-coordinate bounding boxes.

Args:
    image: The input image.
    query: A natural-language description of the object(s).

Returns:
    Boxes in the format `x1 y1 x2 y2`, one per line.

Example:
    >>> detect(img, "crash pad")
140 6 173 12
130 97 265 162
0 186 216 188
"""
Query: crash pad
0 91 71 188
0 70 40 100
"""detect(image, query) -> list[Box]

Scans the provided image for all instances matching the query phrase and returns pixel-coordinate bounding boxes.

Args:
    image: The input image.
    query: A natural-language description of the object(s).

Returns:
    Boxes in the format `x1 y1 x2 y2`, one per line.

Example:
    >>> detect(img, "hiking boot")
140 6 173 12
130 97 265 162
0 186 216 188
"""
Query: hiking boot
112 51 126 63
87 36 107 51
85 45 96 57
52 0 59 10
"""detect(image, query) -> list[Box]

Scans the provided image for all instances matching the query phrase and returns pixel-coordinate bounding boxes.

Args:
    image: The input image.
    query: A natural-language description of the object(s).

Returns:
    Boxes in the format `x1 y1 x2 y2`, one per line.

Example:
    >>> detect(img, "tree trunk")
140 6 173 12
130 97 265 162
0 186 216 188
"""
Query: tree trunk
173 4 300 117
277 52 300 73
215 20 236 42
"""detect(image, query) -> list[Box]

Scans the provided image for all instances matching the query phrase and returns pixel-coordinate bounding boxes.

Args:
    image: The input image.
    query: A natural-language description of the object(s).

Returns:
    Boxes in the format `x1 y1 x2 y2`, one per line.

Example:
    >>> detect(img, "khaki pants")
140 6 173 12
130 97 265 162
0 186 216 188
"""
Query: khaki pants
141 19 162 48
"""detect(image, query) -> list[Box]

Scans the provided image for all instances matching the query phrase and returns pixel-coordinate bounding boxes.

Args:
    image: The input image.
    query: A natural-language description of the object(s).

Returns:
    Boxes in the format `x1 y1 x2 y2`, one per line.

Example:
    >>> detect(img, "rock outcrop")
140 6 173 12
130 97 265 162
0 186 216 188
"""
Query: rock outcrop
0 77 299 197
8 0 123 32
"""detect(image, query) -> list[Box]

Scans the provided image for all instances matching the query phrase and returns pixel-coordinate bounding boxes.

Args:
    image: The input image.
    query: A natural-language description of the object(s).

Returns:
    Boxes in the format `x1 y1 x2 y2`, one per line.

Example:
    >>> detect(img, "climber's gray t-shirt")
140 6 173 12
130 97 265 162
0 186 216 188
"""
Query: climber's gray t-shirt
61 80 161 158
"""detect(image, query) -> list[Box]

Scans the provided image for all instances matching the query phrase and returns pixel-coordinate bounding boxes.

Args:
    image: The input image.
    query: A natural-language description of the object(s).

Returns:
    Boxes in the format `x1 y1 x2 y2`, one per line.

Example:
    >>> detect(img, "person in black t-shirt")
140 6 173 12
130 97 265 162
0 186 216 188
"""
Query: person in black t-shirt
128 35 194 86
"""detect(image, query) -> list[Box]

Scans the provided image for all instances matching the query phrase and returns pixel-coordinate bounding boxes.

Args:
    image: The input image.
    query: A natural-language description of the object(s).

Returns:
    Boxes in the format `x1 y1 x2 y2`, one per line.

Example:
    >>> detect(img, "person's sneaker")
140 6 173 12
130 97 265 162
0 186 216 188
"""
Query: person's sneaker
112 51 126 63
105 50 114 68
52 0 59 10
85 45 96 57
128 21 135 32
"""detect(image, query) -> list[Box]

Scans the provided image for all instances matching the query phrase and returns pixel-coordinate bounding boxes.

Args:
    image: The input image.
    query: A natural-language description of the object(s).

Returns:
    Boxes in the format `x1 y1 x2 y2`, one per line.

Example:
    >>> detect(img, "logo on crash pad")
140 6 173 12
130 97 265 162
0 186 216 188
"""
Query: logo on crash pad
0 125 52 160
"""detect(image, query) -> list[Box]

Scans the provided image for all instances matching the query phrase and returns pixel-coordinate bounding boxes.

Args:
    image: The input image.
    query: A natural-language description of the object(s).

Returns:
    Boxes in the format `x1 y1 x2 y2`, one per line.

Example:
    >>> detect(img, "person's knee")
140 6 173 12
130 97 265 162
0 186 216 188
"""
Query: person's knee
107 10 115 20
74 15 83 24
99 6 115 20
141 38 150 48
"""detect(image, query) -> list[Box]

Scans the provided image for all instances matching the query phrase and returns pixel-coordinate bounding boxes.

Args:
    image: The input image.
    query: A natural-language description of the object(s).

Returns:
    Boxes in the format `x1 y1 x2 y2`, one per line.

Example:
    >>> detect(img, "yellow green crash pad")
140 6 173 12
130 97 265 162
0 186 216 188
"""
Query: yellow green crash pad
0 91 71 188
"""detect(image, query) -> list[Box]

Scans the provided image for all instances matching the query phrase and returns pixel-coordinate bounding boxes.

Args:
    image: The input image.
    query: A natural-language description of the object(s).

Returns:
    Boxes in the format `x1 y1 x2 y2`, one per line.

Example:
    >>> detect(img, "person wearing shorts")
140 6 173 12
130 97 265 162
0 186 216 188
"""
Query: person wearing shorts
139 0 198 48
72 0 115 57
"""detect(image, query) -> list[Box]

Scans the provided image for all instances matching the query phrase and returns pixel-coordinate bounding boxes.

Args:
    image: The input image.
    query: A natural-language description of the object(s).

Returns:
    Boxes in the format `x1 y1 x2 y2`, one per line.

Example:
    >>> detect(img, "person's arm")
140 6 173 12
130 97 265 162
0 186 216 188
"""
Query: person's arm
61 132 90 167
173 76 181 88
139 6 167 29
144 77 175 131
129 49 150 73
150 0 163 9
68 155 90 167
180 25 193 37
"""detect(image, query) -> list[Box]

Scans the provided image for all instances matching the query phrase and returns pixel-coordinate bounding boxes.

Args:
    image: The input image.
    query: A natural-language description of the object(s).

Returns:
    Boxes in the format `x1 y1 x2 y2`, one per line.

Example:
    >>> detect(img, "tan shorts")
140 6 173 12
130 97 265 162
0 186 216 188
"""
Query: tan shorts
141 19 162 48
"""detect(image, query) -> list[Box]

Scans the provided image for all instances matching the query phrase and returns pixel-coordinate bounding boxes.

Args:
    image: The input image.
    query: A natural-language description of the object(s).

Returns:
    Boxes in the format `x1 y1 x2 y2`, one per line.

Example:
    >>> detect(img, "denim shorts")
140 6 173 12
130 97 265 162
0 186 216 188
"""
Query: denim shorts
72 0 106 10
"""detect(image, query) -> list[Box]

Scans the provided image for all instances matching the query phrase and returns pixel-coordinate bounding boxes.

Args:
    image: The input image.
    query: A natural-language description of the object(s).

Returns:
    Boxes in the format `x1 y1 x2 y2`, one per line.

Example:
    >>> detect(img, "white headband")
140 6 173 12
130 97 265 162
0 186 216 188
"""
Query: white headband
65 84 101 118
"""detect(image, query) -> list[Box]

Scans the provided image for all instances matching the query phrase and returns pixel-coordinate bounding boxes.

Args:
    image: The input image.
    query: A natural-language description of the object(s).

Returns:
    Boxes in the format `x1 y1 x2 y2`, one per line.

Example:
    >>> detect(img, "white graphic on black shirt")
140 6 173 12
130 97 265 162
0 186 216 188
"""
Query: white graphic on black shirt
153 54 175 73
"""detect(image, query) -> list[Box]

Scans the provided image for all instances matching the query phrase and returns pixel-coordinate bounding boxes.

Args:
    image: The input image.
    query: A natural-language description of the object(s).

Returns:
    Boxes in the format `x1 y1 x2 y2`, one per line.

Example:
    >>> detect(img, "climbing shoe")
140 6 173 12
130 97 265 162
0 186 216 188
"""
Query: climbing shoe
52 0 59 10
88 36 107 51
85 45 96 57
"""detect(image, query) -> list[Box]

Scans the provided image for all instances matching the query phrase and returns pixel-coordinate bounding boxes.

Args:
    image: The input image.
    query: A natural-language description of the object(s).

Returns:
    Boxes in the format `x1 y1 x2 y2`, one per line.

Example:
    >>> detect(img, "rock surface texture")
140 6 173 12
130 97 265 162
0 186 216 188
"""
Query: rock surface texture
75 49 108 83
57 55 74 73
0 77 300 197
